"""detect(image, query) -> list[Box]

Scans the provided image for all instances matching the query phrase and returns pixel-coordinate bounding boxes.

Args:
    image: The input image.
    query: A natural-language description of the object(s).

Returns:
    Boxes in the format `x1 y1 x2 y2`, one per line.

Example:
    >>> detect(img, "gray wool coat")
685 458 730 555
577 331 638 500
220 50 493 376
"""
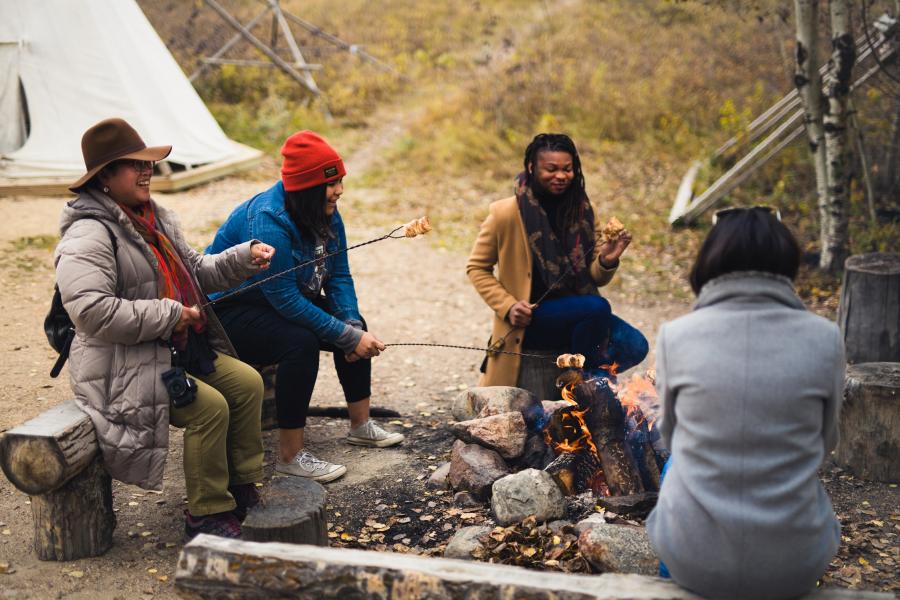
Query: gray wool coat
646 272 843 600
55 188 260 490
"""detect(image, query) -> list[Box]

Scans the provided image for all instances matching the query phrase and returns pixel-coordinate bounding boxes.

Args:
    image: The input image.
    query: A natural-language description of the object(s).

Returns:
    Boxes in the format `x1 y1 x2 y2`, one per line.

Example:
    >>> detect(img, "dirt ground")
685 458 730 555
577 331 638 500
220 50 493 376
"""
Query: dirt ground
0 166 896 597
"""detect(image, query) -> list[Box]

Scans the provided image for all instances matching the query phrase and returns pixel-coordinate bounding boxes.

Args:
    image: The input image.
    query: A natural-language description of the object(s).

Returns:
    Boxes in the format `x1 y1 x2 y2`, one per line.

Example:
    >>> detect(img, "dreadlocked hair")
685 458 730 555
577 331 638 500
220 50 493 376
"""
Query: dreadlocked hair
284 184 334 241
523 133 588 231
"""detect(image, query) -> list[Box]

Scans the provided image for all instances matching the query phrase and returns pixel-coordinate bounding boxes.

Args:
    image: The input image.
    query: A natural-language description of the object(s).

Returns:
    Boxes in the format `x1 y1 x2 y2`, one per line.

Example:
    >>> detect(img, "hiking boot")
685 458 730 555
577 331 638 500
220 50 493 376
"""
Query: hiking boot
229 483 260 522
275 451 347 482
347 419 405 448
184 510 242 543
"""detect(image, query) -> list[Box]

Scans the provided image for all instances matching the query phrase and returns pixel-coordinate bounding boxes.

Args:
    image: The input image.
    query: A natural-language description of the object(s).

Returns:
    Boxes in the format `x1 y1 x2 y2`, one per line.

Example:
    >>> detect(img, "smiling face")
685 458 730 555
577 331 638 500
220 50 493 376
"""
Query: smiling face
324 178 343 216
529 150 574 197
98 159 154 207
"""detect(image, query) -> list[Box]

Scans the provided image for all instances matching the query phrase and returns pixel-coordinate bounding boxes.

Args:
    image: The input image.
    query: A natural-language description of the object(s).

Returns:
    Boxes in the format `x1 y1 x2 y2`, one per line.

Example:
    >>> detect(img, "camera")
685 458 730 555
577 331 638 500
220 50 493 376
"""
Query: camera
161 367 198 408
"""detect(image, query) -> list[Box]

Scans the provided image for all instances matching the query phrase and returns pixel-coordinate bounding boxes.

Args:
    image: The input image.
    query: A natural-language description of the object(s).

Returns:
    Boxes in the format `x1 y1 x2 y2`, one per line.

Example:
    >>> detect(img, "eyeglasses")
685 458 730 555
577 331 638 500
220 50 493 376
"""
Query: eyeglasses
712 206 781 225
117 159 156 173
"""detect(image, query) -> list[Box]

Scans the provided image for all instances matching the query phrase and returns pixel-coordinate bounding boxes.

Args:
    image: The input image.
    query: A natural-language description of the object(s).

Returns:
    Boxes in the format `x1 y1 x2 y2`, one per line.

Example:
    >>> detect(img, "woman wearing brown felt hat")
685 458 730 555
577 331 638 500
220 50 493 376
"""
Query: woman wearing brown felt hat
57 117 275 541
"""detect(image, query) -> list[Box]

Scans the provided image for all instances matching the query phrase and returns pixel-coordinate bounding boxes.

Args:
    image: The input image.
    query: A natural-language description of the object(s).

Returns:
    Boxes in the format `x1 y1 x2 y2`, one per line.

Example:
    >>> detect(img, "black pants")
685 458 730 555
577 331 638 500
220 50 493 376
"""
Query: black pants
215 300 370 429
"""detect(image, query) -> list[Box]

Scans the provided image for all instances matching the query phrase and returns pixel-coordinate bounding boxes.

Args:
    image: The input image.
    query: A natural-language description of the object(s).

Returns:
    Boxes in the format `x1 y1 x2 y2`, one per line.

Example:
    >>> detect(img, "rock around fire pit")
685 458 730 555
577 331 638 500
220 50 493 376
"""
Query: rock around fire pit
437 375 667 524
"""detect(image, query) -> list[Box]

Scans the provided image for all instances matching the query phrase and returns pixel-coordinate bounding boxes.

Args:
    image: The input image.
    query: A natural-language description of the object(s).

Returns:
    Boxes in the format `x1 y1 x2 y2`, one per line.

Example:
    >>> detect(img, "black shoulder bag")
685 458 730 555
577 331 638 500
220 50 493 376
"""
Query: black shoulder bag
45 217 118 378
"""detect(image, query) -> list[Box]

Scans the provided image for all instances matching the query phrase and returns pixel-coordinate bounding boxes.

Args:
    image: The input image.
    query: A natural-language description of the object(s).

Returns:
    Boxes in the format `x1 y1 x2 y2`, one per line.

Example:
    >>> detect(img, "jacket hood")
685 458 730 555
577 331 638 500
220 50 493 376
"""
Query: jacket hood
694 270 805 311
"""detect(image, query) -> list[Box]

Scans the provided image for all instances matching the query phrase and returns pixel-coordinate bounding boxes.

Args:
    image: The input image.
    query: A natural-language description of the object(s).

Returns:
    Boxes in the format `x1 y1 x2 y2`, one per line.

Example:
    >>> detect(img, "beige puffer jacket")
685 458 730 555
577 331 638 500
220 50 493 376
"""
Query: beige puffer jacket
55 188 260 490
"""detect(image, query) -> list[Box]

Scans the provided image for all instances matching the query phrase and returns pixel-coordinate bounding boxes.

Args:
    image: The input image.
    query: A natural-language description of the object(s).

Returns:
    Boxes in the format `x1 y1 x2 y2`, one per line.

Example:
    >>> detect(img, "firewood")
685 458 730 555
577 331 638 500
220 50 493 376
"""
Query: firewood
242 476 328 545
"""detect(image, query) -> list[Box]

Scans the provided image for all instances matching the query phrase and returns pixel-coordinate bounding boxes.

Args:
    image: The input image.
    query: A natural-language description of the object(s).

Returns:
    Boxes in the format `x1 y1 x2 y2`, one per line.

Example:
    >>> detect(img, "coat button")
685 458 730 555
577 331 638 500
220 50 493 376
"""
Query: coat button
515 338 521 343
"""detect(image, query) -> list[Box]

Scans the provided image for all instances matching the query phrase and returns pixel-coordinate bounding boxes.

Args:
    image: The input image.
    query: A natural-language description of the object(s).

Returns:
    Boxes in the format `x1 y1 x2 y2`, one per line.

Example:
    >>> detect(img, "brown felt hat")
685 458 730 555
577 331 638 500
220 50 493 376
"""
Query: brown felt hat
68 118 172 192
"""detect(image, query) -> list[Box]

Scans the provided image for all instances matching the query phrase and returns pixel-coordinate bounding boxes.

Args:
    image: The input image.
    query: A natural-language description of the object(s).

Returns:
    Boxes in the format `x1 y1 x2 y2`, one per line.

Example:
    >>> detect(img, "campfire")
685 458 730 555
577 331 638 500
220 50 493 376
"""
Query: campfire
542 364 667 499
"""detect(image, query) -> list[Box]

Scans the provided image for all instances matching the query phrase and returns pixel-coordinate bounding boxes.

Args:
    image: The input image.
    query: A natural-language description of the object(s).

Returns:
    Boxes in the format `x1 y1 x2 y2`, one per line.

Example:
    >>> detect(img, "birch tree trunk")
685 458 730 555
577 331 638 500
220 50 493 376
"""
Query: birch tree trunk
794 0 830 264
821 0 855 272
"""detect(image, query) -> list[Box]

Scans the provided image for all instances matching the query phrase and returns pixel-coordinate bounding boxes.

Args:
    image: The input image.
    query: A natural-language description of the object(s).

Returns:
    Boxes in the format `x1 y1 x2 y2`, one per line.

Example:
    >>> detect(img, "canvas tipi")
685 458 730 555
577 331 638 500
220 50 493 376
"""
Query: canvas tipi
0 0 261 195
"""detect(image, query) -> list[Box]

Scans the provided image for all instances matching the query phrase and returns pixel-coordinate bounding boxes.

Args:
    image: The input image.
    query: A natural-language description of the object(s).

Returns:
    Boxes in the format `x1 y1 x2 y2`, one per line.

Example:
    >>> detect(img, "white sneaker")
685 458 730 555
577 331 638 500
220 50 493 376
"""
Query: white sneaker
275 451 347 482
347 419 405 448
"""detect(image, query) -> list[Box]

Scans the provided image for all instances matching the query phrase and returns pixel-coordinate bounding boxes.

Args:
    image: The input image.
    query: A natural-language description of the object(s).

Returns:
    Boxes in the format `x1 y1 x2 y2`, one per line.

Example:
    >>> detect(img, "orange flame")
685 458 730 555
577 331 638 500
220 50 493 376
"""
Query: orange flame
617 372 659 430
599 362 619 377
545 382 599 457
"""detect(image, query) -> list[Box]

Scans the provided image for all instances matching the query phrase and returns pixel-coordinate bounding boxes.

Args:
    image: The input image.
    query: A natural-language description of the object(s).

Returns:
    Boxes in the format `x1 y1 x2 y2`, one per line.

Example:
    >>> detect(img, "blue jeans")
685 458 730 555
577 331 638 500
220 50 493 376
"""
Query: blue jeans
522 295 649 372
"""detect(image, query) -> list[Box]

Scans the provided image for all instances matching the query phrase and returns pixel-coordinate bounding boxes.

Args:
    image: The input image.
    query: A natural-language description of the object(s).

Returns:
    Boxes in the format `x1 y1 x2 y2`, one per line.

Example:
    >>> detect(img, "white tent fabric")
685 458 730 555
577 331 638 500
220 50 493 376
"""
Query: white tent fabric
0 0 241 178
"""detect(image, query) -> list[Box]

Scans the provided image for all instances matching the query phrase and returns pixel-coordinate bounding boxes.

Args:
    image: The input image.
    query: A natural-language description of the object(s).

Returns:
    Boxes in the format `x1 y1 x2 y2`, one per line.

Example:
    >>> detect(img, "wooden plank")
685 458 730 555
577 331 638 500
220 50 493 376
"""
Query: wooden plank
174 535 895 599
0 400 98 495
667 161 699 225
0 143 263 196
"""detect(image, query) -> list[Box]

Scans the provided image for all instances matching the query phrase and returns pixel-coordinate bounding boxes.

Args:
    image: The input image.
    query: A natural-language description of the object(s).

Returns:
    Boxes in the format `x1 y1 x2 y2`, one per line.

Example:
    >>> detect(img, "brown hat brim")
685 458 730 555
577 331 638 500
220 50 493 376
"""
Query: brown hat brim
68 145 172 193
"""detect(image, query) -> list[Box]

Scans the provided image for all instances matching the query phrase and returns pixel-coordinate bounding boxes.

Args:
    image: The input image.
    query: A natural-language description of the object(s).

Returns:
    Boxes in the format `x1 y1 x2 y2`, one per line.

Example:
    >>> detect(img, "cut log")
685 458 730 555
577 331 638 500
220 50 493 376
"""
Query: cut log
0 400 98 495
31 455 115 561
241 476 327 545
573 379 645 497
838 253 900 364
517 349 565 400
175 535 892 599
835 362 900 482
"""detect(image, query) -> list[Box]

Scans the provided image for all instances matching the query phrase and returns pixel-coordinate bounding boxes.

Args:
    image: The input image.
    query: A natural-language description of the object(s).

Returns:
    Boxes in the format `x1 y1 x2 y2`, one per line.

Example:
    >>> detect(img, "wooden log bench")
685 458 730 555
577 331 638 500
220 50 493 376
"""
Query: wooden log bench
0 401 115 561
174 535 894 599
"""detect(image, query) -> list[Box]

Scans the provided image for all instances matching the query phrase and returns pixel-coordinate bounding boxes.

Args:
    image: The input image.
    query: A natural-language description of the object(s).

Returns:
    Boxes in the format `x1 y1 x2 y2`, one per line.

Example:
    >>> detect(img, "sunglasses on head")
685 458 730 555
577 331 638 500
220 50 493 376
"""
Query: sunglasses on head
712 205 781 226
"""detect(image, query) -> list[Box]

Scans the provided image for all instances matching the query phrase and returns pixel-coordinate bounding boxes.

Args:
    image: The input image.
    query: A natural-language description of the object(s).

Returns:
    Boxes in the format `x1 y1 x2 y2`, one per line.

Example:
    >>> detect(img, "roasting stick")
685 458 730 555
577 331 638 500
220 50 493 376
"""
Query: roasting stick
198 217 431 309
384 264 576 364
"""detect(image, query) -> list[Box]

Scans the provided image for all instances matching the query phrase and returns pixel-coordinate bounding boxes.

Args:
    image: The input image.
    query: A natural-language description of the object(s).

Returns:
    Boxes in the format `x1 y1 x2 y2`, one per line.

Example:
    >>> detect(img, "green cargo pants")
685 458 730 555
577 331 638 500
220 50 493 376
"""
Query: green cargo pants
170 353 264 516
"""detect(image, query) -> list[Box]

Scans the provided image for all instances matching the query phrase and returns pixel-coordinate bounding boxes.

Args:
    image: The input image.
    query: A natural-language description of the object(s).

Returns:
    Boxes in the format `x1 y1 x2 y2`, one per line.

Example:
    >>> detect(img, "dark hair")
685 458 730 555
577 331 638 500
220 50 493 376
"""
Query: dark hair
523 133 588 230
689 208 801 295
284 184 332 240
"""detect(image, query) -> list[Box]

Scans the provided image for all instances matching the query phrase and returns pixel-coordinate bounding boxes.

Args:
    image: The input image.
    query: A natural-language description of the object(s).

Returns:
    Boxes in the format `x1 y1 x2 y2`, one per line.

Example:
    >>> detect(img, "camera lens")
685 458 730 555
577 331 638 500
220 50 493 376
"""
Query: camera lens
169 379 187 396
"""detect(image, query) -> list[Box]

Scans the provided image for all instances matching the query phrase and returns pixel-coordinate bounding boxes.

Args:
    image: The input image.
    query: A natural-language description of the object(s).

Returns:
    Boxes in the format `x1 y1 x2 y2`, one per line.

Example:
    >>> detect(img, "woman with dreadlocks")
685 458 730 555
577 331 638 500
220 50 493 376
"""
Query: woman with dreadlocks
467 133 648 387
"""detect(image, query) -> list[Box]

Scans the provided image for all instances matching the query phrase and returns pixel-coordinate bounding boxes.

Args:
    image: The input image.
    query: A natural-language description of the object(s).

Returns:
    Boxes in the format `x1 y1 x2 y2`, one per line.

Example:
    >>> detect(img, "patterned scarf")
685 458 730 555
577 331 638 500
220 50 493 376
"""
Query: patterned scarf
515 172 597 297
117 201 208 350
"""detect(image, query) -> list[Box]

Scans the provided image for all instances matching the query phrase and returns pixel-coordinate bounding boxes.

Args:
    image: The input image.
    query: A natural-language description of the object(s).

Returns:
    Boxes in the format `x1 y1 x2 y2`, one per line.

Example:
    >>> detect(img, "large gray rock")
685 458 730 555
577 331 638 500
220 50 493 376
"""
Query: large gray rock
491 468 566 526
450 412 528 459
426 462 451 490
574 512 607 535
444 525 491 560
449 443 510 500
452 386 540 427
577 522 658 575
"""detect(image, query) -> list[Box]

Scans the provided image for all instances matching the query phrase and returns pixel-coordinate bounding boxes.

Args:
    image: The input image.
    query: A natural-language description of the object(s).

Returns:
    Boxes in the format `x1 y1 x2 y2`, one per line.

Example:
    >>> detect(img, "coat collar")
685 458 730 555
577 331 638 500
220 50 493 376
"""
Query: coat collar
694 271 806 311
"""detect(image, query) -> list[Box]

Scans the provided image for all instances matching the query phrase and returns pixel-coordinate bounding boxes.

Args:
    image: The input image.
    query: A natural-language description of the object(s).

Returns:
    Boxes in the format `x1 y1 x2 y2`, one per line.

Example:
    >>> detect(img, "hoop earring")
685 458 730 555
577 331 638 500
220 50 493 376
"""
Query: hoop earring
102 186 110 193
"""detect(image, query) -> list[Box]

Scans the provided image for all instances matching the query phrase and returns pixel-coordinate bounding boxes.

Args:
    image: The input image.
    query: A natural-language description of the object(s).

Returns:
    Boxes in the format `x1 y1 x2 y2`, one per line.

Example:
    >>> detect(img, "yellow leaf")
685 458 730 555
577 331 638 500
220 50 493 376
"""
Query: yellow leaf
859 557 869 566
147 568 158 574
522 547 537 557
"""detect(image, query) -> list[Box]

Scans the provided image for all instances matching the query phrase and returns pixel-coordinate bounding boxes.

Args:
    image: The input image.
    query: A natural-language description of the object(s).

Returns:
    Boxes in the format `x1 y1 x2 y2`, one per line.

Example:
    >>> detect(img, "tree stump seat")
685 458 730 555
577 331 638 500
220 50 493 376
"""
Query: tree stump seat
241 476 328 545
835 362 900 483
0 400 115 560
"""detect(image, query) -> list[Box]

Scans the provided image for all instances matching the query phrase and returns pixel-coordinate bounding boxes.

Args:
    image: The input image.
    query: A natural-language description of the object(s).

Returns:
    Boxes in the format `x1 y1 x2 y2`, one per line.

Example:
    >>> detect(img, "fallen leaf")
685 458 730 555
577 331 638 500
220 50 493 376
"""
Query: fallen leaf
68 570 84 578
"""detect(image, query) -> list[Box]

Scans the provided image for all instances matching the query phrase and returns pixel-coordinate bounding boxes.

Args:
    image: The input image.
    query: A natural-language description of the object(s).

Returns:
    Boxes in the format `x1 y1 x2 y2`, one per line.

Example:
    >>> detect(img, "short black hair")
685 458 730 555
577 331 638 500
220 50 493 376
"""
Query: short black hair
689 208 801 295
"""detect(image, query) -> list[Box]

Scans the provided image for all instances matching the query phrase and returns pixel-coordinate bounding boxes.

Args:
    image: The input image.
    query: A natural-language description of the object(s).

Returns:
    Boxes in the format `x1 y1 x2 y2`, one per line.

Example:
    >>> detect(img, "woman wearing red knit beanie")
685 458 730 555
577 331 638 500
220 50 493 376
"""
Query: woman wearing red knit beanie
207 131 403 482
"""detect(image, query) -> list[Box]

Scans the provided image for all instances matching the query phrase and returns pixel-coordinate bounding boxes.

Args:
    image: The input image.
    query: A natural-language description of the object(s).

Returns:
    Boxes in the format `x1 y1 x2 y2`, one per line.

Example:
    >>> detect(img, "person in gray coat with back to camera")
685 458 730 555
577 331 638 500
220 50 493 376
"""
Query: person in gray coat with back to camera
647 207 843 600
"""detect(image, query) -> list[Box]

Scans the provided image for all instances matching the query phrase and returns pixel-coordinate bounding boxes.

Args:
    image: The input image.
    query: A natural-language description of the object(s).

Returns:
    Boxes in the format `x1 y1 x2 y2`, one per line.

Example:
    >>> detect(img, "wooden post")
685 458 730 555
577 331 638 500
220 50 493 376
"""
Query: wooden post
31 456 115 560
242 476 327 545
835 362 900 483
838 253 900 364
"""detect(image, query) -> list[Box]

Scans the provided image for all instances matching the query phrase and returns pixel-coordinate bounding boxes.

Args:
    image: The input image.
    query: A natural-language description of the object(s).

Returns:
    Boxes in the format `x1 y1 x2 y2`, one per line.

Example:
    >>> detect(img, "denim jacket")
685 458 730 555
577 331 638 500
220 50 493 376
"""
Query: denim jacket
207 181 363 352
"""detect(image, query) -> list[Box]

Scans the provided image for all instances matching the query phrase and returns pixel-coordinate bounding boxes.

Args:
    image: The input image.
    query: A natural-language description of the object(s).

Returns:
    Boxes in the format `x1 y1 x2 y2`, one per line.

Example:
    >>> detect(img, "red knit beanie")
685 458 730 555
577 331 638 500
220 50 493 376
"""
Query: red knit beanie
280 130 346 192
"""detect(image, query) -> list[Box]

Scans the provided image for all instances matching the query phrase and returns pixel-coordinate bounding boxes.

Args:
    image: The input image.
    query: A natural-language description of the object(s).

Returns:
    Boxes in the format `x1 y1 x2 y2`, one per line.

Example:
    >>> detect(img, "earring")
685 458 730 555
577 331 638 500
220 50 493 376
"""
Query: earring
102 186 110 193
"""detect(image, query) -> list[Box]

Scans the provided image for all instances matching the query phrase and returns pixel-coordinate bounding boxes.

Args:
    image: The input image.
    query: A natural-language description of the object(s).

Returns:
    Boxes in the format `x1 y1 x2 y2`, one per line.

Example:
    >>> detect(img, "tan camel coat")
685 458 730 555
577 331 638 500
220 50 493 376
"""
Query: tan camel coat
466 195 617 387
